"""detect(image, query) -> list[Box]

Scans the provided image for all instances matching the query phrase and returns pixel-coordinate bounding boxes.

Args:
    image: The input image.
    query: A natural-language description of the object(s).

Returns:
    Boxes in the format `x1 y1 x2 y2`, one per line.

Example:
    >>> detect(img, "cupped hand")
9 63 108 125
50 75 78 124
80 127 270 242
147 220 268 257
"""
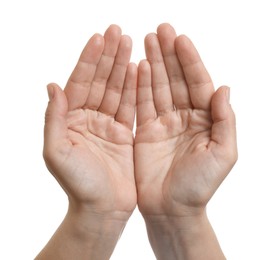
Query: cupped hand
135 23 237 218
43 25 137 218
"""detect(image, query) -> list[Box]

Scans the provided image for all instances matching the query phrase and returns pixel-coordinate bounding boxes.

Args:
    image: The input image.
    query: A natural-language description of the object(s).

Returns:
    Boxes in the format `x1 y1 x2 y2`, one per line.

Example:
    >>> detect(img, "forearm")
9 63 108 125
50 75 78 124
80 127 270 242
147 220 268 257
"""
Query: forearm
144 210 225 260
35 204 129 260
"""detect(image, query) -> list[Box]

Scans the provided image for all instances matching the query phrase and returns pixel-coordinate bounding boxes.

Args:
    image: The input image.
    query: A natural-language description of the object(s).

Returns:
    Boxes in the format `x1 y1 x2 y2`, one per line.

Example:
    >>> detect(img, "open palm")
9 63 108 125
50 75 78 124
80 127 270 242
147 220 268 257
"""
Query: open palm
44 25 137 216
135 24 237 218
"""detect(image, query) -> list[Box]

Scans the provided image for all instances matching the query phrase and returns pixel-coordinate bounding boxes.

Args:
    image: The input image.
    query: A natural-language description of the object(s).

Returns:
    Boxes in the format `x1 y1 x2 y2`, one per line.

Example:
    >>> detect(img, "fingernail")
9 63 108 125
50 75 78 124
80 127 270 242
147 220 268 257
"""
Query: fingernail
226 87 230 103
47 84 54 101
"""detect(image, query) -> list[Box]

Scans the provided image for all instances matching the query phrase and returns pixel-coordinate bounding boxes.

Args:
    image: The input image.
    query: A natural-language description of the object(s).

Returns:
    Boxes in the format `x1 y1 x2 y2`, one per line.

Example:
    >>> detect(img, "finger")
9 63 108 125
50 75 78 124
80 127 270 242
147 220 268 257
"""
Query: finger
145 33 174 115
115 62 137 130
157 23 192 109
137 60 156 126
44 83 69 163
98 35 132 116
85 24 122 110
175 35 214 110
64 34 104 111
210 86 237 160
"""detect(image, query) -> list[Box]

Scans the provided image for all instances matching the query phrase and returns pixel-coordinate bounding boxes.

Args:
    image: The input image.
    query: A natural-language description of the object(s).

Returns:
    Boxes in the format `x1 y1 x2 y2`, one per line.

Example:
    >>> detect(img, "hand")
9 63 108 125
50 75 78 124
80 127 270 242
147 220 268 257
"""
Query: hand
135 23 237 219
38 25 138 260
44 24 137 219
134 22 237 260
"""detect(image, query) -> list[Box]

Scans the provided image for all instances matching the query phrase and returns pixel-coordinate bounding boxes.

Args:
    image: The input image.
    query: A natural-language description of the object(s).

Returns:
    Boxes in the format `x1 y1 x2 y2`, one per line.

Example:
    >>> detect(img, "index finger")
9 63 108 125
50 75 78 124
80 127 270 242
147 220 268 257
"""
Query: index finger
175 35 215 110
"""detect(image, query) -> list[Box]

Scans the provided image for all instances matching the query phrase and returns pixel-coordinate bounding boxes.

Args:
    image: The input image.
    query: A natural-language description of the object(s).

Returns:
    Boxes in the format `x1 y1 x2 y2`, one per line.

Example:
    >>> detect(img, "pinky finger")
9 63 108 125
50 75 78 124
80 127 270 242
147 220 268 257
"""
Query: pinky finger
115 63 137 130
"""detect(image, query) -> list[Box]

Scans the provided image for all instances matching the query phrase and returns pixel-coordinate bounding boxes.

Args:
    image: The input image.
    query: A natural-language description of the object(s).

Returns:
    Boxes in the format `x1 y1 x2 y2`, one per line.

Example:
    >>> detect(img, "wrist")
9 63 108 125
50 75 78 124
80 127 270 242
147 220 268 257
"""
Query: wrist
35 202 131 260
66 202 130 242
143 210 225 260
143 211 208 247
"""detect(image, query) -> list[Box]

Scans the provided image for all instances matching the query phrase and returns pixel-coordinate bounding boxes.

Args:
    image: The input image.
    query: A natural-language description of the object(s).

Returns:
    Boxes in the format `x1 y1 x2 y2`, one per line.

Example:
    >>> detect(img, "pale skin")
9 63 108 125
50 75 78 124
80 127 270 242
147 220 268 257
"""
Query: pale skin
135 24 237 259
36 25 137 260
36 23 237 260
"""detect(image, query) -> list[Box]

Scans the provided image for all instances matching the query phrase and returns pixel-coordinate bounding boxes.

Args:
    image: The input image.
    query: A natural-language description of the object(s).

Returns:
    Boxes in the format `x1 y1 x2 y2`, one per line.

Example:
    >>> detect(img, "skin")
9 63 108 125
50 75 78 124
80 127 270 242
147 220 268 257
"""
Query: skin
36 23 237 260
36 25 137 260
134 23 237 259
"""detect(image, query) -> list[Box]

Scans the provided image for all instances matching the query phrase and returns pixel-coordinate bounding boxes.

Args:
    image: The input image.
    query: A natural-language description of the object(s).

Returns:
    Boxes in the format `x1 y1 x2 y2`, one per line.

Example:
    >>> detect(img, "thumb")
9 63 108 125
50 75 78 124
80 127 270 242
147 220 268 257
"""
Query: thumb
44 83 69 161
211 86 237 153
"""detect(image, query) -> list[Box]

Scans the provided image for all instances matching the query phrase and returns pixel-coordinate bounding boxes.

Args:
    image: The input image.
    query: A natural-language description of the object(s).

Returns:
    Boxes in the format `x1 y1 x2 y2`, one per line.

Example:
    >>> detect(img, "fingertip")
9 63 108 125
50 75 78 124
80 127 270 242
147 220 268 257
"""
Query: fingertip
175 35 196 58
157 22 175 34
122 34 132 42
120 34 133 50
176 34 191 41
105 24 122 36
138 60 151 82
138 59 150 73
127 62 138 77
175 34 192 50
47 83 56 101
218 85 231 103
79 34 104 63
125 63 137 92
157 22 171 30
128 62 137 69
91 33 104 47
47 82 64 100
46 83 68 116
221 86 236 123
224 86 231 104
211 86 232 122
144 33 157 44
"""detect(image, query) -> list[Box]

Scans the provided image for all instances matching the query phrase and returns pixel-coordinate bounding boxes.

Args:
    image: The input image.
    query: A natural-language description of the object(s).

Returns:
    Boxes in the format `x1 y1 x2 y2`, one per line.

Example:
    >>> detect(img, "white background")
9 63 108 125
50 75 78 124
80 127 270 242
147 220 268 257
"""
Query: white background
0 0 271 259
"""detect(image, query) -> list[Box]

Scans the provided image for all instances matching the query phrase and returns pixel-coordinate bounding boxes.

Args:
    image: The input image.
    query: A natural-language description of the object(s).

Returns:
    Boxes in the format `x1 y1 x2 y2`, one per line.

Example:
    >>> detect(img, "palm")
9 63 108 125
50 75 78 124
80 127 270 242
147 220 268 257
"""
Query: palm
44 25 137 214
62 108 135 211
136 109 215 214
135 24 237 217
